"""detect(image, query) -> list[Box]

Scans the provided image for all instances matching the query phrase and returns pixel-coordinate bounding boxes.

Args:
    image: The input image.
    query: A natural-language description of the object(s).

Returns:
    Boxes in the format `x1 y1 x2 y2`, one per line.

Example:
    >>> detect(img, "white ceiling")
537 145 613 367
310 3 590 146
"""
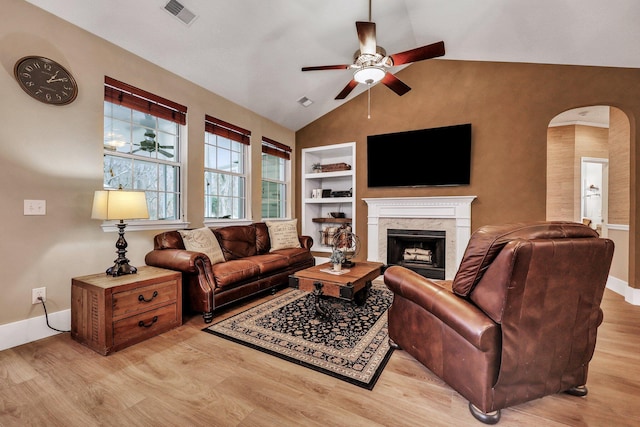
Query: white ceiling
25 0 640 131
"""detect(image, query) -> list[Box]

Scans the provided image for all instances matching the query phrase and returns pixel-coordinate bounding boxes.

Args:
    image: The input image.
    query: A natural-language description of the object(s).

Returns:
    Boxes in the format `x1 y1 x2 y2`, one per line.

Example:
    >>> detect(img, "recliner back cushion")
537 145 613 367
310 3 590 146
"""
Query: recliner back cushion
213 225 257 260
452 221 598 296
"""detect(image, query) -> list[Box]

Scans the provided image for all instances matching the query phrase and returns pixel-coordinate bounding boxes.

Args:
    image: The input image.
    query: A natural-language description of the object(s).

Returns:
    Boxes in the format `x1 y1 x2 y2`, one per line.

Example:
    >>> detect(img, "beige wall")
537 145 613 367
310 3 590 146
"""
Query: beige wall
295 60 640 288
0 0 295 325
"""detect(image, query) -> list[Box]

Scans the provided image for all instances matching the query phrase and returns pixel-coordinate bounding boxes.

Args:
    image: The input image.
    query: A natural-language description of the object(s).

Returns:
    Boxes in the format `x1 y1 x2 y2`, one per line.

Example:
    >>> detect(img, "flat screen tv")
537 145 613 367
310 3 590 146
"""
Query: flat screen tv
367 123 471 187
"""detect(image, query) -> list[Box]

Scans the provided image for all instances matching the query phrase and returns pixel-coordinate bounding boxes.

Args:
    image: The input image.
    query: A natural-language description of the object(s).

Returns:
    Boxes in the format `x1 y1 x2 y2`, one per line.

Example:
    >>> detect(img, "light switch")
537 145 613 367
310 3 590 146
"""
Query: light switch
24 200 46 215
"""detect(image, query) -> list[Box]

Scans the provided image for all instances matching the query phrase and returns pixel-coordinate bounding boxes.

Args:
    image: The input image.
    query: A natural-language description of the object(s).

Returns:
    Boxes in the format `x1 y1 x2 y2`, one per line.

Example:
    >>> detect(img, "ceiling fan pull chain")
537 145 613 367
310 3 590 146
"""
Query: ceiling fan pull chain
368 86 371 119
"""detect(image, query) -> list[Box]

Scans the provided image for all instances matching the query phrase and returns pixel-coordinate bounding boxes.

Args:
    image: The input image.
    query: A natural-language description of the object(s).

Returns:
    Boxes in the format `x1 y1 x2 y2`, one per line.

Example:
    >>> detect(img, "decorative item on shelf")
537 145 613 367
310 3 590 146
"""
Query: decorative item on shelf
329 249 346 271
311 163 322 173
330 211 346 218
332 225 361 268
320 226 339 246
319 162 351 173
91 185 149 277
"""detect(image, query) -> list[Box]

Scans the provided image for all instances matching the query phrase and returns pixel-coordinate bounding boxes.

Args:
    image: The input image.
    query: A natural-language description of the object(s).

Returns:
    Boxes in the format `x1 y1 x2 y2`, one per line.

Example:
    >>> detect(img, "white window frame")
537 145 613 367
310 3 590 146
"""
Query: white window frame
203 121 251 226
102 79 188 232
261 150 290 219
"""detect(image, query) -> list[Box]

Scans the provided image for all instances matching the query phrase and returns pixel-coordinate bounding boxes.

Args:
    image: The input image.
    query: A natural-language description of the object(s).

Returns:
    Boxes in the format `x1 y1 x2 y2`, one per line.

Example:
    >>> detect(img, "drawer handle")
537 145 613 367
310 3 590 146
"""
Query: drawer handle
138 290 158 303
138 316 158 328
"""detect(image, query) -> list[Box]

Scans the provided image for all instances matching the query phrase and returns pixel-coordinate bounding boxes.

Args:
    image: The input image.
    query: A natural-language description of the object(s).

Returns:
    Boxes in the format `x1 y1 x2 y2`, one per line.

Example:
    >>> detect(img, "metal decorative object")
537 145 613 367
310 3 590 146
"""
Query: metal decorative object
331 226 360 267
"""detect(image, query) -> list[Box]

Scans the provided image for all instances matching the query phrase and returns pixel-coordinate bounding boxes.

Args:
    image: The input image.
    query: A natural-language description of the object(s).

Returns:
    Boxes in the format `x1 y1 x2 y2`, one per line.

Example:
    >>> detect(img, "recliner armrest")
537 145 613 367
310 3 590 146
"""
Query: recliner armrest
384 265 499 351
145 249 210 274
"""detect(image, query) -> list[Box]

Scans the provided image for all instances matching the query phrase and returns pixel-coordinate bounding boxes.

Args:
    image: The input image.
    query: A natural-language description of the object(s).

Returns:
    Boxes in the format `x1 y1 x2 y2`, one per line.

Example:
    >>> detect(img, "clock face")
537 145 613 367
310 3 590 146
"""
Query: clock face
14 56 78 105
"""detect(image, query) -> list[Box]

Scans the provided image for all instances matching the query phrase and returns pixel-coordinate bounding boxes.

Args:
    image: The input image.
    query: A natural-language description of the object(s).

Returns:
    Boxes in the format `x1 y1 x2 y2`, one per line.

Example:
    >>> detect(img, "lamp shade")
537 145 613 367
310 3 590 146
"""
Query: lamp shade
91 189 149 220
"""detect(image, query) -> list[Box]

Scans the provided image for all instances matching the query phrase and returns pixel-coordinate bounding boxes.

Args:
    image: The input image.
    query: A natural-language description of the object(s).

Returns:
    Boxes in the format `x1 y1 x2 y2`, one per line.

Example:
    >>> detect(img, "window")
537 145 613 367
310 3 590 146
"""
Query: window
103 77 186 221
261 137 291 219
204 115 250 219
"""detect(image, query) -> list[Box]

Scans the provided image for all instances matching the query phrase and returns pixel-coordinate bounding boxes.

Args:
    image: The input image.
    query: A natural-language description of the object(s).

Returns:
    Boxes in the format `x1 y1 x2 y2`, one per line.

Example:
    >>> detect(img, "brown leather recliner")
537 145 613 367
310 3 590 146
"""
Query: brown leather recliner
384 221 614 424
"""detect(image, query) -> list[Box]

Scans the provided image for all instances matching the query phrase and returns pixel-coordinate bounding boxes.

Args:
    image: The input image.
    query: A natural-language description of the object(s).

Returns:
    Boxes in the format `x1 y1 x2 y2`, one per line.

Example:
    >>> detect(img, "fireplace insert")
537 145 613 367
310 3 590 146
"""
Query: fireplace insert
387 229 445 279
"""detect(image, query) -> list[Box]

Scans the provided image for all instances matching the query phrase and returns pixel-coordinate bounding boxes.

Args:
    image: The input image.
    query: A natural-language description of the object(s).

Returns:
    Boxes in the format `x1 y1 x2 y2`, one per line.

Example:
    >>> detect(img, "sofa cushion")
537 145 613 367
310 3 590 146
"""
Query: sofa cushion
211 259 261 289
178 227 225 265
266 219 301 251
243 254 289 275
271 247 314 265
153 230 185 250
452 221 599 297
213 225 257 260
255 222 271 254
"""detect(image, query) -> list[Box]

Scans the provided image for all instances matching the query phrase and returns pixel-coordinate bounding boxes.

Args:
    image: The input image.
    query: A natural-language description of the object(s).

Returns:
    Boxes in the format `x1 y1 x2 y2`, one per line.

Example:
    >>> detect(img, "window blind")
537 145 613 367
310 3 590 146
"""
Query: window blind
262 137 291 160
104 76 187 125
205 115 251 145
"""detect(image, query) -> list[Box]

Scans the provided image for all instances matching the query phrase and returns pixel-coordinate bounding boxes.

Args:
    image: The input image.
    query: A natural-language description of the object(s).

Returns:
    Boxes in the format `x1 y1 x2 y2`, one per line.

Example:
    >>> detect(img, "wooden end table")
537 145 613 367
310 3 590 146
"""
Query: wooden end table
289 261 384 317
71 266 182 355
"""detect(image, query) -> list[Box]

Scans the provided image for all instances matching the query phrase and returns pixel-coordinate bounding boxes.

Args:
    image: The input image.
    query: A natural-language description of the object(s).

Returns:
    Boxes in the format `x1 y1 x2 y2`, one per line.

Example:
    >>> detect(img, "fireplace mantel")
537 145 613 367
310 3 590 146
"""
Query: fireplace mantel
363 196 476 278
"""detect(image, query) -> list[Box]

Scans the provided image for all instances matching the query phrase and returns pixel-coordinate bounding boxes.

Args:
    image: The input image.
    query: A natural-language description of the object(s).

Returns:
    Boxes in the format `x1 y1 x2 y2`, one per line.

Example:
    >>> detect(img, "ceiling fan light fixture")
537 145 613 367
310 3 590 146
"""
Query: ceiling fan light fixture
353 66 385 85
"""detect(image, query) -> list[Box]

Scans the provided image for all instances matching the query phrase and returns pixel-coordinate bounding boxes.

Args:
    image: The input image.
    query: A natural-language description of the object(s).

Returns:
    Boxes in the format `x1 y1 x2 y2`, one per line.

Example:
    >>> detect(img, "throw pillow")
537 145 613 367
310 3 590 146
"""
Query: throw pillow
178 227 226 265
266 219 301 251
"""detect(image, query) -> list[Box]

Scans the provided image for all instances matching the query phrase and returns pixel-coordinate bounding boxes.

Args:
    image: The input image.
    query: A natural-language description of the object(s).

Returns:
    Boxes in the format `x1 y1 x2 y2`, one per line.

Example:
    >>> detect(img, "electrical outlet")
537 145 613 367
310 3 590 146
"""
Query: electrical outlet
24 200 46 216
32 287 46 304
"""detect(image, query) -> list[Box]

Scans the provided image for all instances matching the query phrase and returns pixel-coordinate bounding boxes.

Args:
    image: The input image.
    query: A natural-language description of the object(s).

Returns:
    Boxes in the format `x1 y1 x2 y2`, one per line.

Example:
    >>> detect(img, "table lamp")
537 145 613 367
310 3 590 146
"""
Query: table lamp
92 186 149 276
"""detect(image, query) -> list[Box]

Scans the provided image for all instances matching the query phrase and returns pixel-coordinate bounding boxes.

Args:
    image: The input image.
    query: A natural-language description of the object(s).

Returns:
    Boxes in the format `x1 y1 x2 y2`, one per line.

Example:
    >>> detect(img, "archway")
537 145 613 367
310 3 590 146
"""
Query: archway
547 105 630 294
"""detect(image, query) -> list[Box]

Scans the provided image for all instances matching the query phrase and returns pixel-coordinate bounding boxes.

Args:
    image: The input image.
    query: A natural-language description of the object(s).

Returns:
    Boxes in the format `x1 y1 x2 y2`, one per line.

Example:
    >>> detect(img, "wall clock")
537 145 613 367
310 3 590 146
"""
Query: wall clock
14 56 78 105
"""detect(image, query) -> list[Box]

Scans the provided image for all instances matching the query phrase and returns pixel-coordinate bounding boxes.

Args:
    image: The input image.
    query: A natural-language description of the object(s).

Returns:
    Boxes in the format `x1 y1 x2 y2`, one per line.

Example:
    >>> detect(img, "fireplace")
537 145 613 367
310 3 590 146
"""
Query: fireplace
363 196 476 279
387 229 446 279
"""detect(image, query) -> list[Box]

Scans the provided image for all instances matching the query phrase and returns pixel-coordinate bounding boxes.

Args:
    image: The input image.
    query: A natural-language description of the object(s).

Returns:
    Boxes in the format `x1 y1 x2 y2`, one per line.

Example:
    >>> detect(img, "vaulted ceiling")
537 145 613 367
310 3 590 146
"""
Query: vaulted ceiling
25 0 640 131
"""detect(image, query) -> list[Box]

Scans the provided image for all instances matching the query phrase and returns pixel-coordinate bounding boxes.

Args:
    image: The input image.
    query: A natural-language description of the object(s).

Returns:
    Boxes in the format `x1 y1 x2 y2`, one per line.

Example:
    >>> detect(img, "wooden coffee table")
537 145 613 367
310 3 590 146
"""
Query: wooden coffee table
289 261 384 317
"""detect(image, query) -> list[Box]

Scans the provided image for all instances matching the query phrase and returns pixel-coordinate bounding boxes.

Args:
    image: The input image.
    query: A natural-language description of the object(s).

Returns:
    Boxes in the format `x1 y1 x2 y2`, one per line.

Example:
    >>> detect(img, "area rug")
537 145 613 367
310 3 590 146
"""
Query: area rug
203 281 394 389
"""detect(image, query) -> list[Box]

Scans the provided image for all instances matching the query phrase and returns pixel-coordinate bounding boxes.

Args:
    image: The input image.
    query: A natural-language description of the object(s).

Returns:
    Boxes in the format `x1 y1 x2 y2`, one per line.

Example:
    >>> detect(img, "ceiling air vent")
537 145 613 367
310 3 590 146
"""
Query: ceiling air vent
164 0 197 26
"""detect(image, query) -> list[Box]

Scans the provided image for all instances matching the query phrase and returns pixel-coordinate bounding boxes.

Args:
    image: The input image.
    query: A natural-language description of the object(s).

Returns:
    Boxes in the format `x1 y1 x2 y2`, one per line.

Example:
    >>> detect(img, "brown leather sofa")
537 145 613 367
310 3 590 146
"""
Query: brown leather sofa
145 222 314 323
384 221 614 424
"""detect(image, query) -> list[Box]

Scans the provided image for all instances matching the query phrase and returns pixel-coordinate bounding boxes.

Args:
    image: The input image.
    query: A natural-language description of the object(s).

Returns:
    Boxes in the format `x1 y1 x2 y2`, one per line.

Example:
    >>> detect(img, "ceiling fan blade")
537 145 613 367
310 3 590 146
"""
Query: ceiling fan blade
356 21 377 55
381 73 411 96
335 80 359 100
302 65 351 71
388 41 445 66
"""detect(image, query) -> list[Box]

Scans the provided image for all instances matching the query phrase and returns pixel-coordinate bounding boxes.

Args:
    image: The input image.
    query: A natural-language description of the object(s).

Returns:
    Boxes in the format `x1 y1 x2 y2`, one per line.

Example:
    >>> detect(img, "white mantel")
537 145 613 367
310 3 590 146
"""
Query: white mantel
363 196 476 278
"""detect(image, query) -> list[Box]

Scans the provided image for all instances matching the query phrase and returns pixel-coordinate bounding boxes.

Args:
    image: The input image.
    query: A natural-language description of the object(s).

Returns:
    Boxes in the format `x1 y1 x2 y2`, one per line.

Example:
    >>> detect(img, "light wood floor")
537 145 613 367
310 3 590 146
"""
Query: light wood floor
1 287 639 427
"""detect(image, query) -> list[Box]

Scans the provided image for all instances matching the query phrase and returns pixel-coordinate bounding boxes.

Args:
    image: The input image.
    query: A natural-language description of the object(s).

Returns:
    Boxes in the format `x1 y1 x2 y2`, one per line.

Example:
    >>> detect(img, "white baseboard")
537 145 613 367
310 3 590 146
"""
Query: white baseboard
0 309 71 352
606 276 640 305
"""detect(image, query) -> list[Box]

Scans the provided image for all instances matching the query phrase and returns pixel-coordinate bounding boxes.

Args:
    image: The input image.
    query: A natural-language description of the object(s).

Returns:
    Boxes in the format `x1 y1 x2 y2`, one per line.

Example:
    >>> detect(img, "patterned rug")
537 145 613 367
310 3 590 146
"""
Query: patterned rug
203 281 394 389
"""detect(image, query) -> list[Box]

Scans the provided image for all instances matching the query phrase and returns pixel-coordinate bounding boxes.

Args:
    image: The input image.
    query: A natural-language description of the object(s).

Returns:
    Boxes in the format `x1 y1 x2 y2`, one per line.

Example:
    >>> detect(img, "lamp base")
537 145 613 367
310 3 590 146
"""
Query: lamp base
106 220 138 277
106 261 138 277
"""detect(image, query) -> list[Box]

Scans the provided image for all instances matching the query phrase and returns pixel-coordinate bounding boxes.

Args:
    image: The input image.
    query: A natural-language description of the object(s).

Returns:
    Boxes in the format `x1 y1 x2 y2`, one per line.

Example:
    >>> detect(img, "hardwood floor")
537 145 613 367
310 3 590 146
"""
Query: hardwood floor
1 287 639 426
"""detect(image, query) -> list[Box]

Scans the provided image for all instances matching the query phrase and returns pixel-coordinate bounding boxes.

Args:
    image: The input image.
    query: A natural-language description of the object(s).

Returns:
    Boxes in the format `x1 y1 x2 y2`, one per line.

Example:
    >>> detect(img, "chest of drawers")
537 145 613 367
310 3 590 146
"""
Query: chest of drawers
71 266 182 355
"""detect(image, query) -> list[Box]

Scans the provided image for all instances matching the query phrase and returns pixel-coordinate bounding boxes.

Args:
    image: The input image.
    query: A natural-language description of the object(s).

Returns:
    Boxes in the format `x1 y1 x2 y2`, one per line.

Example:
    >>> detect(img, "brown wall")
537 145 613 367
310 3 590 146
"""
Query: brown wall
295 59 640 287
609 108 631 224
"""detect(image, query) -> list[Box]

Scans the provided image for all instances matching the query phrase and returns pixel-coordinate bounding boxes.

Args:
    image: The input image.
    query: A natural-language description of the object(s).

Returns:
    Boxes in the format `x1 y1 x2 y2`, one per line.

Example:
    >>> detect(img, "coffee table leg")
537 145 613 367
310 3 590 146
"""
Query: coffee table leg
313 281 329 317
353 281 372 306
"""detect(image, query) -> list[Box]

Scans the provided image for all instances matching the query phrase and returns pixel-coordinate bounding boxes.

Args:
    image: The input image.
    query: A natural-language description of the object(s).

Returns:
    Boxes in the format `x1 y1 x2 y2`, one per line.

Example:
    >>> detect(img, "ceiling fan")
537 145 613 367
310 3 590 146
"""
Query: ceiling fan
301 2 445 100
133 129 174 158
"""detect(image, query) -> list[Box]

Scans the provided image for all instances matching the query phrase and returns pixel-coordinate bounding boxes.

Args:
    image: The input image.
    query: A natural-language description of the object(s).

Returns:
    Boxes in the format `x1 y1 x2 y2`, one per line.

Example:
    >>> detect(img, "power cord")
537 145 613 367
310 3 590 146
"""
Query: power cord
38 296 71 333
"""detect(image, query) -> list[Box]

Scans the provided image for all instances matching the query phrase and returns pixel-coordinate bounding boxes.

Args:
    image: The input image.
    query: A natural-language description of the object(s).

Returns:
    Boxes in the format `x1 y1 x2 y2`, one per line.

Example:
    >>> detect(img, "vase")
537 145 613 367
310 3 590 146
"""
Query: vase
333 263 342 272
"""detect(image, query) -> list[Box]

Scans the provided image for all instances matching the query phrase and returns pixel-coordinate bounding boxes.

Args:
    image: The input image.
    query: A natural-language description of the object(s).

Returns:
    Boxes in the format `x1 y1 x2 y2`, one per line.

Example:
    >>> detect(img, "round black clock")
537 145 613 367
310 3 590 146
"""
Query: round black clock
14 56 78 105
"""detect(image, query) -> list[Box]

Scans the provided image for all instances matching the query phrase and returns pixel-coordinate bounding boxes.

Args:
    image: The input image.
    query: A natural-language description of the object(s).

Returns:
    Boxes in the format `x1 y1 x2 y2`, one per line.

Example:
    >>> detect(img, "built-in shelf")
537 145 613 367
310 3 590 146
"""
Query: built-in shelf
302 142 355 255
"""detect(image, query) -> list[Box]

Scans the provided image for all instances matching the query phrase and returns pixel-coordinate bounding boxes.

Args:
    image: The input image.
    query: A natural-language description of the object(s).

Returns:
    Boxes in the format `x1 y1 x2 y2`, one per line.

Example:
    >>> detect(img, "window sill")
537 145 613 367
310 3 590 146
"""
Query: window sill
203 219 253 228
99 220 190 233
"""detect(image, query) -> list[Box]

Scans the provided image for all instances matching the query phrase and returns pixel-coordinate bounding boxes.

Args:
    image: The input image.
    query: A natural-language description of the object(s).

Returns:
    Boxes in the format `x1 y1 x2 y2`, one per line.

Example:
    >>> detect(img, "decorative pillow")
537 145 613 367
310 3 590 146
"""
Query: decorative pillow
266 219 301 251
178 227 226 265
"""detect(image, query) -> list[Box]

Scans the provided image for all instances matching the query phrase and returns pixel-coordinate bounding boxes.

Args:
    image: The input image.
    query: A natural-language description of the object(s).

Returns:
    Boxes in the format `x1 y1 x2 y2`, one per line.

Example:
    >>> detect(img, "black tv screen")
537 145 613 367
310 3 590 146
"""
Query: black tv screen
367 124 471 187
